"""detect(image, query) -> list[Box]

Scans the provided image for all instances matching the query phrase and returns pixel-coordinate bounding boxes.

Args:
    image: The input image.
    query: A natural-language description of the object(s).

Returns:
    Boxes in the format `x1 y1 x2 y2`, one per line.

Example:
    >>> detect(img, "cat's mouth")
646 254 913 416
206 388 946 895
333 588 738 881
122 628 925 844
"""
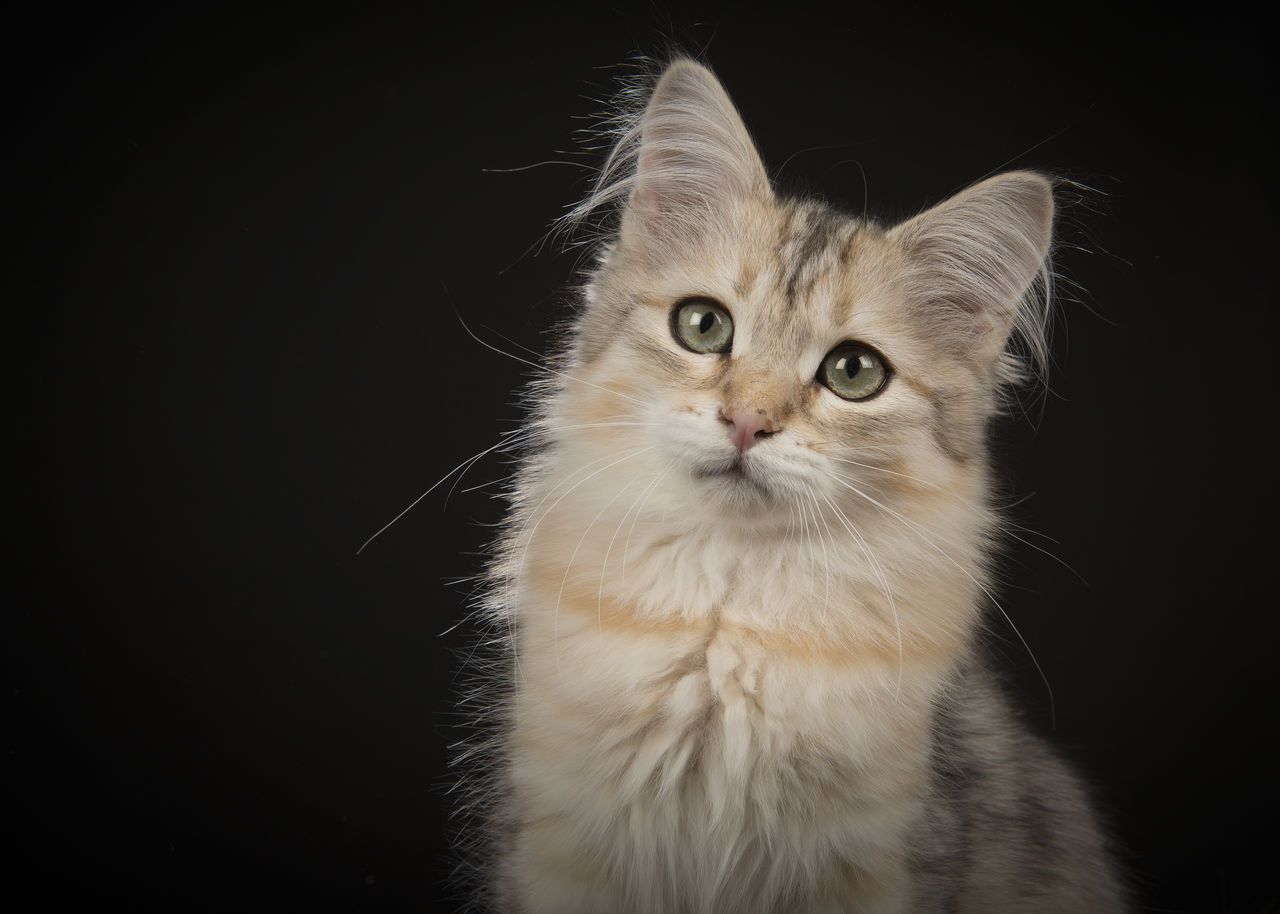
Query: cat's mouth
694 456 774 498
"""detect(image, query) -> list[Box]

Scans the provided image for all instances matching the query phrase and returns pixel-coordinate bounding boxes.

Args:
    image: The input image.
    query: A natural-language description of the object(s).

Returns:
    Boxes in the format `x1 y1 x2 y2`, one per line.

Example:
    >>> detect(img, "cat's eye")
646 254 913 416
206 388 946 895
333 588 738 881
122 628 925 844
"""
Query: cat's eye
818 343 889 401
672 298 733 354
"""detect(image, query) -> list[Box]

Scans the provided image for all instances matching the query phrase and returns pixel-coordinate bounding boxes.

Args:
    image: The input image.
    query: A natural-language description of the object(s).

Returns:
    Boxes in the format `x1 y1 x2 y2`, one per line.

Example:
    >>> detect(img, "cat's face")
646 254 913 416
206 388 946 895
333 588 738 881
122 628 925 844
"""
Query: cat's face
545 60 1051 538
560 197 989 531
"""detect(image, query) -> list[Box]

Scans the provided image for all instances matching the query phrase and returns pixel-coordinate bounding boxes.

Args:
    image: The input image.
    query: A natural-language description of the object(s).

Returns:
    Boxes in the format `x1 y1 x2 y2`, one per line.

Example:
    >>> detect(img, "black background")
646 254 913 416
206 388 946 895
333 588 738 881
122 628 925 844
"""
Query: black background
8 3 1277 912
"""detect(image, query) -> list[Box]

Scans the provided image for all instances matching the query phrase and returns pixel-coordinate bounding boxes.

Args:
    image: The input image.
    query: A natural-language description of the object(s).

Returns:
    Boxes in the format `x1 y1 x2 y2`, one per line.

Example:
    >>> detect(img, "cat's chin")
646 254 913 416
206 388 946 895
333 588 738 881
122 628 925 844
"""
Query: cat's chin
690 457 785 514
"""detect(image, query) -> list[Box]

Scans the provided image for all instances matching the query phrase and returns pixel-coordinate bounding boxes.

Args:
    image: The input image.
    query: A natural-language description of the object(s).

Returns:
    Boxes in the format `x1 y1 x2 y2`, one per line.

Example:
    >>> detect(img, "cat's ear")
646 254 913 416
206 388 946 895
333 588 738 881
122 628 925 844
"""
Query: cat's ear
620 60 771 258
889 171 1053 367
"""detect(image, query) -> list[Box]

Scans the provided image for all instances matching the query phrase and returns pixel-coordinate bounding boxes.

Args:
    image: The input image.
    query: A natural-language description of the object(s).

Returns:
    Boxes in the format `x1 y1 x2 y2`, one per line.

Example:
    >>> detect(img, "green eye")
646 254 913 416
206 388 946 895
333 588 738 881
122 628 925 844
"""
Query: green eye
818 343 889 400
672 298 734 354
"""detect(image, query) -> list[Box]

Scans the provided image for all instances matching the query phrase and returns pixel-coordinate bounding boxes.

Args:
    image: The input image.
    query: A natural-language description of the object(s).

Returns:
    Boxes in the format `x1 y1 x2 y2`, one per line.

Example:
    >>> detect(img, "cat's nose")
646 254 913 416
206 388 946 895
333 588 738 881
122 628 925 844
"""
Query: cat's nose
720 406 777 454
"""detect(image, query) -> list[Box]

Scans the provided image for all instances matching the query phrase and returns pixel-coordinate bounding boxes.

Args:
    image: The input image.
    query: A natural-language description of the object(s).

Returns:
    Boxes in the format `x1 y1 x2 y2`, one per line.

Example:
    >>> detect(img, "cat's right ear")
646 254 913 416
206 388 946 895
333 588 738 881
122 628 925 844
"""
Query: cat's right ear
620 60 771 260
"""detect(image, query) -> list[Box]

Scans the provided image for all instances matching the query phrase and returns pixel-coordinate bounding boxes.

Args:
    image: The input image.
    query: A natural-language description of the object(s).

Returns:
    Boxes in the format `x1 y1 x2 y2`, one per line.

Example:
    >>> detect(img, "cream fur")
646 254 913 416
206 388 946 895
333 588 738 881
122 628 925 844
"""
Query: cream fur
467 59 1124 913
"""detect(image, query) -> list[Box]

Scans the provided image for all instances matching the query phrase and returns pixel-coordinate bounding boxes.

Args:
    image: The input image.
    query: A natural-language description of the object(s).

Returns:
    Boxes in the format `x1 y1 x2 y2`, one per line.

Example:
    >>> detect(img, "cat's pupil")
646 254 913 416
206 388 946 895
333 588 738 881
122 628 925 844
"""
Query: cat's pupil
698 312 715 334
841 356 860 378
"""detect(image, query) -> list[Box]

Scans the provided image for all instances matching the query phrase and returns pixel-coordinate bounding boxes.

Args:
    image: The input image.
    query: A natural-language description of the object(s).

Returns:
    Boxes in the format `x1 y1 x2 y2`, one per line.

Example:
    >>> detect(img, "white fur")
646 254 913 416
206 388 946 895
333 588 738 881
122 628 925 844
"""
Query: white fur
467 59 1118 914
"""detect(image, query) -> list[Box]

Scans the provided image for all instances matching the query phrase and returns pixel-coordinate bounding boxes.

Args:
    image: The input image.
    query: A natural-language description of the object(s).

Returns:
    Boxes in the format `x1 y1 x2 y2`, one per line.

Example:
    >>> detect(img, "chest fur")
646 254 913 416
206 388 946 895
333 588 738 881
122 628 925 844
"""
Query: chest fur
506 589 941 914
513 579 937 820
498 516 972 914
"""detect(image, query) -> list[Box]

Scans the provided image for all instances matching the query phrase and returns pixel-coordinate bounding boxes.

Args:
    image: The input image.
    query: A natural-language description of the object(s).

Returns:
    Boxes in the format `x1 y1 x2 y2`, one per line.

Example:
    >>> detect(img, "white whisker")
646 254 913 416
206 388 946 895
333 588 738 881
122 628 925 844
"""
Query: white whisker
358 419 663 554
813 487 905 697
357 426 531 555
509 446 656 654
447 298 652 410
620 464 674 586
827 455 1085 584
825 471 1053 718
547 452 653 658
801 483 833 627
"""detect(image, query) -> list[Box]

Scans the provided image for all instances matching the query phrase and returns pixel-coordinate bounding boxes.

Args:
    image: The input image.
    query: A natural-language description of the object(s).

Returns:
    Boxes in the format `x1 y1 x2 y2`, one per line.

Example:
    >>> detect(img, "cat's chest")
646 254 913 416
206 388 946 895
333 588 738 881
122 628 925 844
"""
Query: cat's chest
520 593 917 780
512 523 941 807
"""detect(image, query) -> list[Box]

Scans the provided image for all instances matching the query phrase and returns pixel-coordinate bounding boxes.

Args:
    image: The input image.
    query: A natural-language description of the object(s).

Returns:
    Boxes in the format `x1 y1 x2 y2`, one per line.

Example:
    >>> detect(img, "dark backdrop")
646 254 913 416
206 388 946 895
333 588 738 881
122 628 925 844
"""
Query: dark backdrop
9 3 1276 912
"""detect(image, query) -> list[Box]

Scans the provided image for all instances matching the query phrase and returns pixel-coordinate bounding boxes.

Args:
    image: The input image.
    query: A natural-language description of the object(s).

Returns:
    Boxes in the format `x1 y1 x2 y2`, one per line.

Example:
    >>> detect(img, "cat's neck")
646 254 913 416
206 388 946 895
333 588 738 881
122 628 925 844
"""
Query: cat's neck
509 463 991 658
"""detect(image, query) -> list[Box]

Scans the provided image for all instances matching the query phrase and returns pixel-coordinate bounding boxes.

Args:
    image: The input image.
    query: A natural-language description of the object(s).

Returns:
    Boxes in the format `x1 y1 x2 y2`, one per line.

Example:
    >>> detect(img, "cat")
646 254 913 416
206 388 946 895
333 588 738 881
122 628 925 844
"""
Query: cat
461 57 1126 913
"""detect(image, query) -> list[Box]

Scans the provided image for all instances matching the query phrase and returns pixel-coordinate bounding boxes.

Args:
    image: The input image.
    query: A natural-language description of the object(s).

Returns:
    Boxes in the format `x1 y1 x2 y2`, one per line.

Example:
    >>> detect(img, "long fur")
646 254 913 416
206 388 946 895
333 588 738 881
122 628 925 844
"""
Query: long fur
457 58 1125 913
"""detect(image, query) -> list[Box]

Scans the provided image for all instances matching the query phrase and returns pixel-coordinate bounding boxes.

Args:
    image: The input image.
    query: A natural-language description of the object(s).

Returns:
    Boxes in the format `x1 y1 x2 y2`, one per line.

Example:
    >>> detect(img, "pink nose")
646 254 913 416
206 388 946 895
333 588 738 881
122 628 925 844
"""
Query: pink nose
721 407 776 454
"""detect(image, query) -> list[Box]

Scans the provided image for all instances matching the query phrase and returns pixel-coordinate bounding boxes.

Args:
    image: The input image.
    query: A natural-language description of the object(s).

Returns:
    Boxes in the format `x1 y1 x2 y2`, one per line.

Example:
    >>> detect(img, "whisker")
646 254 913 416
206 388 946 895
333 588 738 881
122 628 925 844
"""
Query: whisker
826 455 977 500
494 444 648 681
514 445 645 556
359 418 664 554
546 452 654 659
357 426 532 555
598 471 663 623
443 418 659 508
802 483 834 630
797 484 819 601
508 446 657 642
814 487 905 697
825 472 1053 720
620 464 674 586
829 456 1086 584
443 287 652 409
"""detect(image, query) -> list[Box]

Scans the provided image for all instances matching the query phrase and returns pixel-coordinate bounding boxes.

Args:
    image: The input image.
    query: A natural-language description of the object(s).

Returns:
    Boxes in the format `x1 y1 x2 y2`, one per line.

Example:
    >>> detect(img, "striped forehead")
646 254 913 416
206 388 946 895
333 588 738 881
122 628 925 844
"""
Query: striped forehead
777 200 861 308
736 199 872 348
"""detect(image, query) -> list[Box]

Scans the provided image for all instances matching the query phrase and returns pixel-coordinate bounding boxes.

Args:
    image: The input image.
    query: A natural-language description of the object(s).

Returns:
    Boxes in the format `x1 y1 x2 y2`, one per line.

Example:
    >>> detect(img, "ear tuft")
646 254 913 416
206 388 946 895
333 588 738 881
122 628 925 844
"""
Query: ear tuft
564 59 771 261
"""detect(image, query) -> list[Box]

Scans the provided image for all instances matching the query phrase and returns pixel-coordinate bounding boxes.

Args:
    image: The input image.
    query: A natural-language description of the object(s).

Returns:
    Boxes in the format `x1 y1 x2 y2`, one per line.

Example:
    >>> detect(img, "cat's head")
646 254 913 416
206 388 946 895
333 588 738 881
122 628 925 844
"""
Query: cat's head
549 60 1052 532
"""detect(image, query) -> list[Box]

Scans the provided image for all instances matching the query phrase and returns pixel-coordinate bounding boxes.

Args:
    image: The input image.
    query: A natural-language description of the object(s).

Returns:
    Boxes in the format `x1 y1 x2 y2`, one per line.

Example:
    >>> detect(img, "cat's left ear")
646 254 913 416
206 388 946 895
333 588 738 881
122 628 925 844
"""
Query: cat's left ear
888 171 1053 365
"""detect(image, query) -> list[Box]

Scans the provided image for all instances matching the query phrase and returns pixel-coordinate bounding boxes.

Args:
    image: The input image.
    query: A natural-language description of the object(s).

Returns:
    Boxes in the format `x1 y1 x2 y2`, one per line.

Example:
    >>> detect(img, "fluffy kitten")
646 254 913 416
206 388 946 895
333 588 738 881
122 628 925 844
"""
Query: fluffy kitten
467 58 1125 913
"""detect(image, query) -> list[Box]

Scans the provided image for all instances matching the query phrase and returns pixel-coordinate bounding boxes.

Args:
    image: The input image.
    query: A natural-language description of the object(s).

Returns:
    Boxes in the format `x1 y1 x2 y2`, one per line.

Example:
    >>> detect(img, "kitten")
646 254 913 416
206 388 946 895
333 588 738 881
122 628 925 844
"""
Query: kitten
465 58 1125 913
